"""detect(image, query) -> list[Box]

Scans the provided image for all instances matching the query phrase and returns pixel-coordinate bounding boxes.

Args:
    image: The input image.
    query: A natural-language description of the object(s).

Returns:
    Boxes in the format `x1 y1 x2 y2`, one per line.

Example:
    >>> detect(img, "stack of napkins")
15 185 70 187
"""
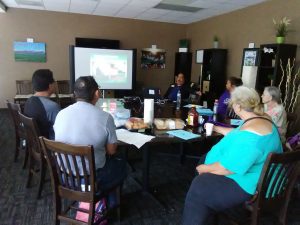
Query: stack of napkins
196 108 214 116
166 130 200 140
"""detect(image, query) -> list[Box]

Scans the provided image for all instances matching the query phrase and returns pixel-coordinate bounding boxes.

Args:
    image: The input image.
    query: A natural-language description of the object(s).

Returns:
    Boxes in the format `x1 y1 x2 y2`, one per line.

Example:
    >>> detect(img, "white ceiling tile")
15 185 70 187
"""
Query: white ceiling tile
69 0 98 14
100 0 130 3
116 8 145 18
135 11 162 20
1 0 269 24
143 8 172 16
127 0 161 7
188 0 219 8
43 0 69 12
2 0 19 7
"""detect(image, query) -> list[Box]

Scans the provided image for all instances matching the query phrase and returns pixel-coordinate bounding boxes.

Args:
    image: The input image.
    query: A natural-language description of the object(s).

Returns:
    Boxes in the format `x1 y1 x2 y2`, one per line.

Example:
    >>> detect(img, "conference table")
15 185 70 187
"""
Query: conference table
112 99 222 196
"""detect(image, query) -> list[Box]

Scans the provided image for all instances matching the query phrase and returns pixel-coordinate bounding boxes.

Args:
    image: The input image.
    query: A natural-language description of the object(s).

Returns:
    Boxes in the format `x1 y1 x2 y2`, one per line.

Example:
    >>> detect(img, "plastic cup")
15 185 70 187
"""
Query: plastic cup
204 123 214 136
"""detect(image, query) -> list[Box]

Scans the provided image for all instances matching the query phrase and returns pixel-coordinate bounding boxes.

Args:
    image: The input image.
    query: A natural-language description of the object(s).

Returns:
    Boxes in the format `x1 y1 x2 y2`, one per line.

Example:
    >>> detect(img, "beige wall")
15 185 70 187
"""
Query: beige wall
0 8 186 107
187 0 300 83
1 0 300 108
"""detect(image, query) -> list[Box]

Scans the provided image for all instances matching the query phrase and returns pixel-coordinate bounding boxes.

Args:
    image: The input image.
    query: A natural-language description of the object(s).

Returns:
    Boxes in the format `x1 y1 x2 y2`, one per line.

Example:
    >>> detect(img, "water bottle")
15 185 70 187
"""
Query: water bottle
176 90 181 110
213 99 218 121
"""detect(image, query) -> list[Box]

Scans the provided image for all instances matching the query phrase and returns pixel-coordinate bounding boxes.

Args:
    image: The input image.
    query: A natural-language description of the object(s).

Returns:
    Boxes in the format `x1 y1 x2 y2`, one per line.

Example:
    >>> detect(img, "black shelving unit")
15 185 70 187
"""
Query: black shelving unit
199 49 227 108
174 52 192 83
256 44 297 96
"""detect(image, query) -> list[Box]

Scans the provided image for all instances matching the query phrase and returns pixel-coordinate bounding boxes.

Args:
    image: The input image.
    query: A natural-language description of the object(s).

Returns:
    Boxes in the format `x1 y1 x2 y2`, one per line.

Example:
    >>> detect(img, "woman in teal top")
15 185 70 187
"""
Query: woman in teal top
182 86 282 225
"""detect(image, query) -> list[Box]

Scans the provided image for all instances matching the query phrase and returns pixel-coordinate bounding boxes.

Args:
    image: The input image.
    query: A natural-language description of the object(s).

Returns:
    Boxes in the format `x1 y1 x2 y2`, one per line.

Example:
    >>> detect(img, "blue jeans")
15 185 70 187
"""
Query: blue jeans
182 173 252 225
96 156 127 191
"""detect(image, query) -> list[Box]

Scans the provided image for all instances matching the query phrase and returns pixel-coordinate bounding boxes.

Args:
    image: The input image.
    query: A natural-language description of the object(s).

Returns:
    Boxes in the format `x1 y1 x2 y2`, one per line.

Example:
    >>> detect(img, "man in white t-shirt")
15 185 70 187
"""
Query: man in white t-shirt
54 76 126 190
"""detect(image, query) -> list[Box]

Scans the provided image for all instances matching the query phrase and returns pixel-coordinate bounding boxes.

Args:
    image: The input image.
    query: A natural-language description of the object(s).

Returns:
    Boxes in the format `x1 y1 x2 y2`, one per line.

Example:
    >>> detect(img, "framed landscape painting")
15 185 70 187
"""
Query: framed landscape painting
14 42 46 62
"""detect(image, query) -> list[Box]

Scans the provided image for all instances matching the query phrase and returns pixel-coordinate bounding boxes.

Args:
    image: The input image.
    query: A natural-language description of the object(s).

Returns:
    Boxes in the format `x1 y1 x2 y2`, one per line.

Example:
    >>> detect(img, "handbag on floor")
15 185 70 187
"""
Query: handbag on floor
75 198 108 225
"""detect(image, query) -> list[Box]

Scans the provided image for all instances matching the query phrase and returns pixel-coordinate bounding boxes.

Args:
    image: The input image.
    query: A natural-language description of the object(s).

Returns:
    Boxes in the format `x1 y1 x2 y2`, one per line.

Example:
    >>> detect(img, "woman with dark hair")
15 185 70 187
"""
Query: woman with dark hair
182 86 282 225
262 86 287 142
217 76 243 122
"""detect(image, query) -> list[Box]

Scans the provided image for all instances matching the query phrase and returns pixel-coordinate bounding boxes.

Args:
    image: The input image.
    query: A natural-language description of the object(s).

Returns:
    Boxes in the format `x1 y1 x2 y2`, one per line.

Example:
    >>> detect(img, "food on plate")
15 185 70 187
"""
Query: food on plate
125 117 148 130
175 118 185 129
154 118 185 130
154 119 167 129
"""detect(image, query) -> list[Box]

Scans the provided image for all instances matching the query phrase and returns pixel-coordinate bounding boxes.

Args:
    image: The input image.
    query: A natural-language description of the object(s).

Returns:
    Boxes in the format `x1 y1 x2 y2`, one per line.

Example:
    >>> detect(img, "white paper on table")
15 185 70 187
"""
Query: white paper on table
116 129 155 149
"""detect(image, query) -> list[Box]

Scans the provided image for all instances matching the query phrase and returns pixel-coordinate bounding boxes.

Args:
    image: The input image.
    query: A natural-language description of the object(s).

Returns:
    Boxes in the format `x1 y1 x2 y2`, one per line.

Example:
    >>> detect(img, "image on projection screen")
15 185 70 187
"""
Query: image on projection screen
90 54 127 84
74 47 133 90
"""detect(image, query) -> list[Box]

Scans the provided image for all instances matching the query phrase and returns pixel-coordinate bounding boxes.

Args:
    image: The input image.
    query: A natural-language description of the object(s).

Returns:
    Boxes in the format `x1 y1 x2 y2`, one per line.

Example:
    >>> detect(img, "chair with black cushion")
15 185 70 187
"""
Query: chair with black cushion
221 150 300 225
39 137 121 225
6 101 28 167
19 112 46 199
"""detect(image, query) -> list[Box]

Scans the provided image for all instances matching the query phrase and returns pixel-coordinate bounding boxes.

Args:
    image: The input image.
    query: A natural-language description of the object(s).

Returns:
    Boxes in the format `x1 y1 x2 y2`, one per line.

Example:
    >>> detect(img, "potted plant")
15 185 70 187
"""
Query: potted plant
213 35 219 48
273 17 291 44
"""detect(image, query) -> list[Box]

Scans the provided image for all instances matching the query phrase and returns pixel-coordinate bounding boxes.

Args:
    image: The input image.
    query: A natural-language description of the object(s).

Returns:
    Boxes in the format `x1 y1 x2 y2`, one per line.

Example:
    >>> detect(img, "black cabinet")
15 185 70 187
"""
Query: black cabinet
200 49 227 108
256 44 297 95
175 52 192 83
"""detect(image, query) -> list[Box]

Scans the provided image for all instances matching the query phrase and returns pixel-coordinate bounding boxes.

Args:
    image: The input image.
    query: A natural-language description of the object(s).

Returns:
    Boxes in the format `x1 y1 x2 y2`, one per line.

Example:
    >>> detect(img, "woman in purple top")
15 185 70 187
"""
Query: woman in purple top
217 77 243 122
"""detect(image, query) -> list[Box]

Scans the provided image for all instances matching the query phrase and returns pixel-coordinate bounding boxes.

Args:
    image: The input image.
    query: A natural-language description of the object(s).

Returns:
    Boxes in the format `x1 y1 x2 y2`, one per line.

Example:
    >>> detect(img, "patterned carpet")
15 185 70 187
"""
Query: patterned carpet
0 109 299 225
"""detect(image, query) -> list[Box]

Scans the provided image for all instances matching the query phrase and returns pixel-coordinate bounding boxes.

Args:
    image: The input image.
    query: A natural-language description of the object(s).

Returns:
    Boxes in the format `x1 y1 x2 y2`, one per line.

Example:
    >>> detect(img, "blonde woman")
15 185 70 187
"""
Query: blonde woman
262 86 287 142
182 86 282 225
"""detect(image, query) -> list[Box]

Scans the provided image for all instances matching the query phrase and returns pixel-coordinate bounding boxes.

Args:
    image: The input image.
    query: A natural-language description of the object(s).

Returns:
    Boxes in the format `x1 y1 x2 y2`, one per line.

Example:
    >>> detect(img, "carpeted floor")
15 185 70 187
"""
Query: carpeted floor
0 109 299 225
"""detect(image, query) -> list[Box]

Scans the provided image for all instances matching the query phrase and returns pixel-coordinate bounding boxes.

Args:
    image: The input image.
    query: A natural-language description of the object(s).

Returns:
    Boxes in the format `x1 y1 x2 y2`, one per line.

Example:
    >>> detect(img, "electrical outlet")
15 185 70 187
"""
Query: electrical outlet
203 81 210 93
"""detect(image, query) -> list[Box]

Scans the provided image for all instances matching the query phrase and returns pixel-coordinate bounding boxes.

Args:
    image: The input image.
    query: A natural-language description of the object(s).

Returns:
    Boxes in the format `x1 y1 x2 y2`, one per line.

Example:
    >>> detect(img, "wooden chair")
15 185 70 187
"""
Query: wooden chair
6 101 28 167
19 112 46 199
56 80 70 94
39 137 121 225
221 150 300 225
16 80 33 94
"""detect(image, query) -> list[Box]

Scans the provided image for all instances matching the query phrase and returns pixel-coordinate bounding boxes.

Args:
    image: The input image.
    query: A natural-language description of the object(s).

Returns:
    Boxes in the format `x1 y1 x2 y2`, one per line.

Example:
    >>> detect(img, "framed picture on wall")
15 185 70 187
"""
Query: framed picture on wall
242 48 259 66
14 42 46 62
141 48 166 69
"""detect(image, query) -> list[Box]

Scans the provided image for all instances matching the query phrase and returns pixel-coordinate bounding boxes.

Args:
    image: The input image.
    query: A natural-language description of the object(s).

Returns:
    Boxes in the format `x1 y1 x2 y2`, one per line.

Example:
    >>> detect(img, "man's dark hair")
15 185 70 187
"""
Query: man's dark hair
228 76 243 87
74 76 98 102
32 69 55 92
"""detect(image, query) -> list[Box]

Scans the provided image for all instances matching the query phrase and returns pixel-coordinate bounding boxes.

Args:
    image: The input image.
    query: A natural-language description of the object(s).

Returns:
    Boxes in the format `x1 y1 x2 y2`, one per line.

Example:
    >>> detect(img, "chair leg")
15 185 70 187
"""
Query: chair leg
116 186 121 224
53 192 61 225
22 144 29 169
26 156 33 188
37 162 46 199
14 136 20 162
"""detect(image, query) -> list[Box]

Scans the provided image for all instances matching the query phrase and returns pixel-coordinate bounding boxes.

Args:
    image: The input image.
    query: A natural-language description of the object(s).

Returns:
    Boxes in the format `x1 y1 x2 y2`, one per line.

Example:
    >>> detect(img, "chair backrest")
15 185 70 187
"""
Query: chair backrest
6 101 24 137
56 80 70 94
39 137 96 201
254 150 300 217
16 80 33 94
18 112 43 162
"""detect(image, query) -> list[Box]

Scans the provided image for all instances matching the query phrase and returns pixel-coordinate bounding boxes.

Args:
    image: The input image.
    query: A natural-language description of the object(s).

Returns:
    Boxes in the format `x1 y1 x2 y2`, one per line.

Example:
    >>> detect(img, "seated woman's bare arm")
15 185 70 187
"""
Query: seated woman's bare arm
213 125 233 136
196 162 233 175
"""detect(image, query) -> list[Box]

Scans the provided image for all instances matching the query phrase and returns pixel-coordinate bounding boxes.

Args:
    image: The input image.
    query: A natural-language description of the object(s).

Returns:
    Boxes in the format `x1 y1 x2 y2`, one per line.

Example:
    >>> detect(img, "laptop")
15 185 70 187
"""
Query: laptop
143 87 162 101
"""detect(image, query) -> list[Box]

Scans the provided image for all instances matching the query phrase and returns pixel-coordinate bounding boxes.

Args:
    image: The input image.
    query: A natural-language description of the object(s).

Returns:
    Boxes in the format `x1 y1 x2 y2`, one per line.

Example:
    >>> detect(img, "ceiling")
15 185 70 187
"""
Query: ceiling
1 0 267 24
